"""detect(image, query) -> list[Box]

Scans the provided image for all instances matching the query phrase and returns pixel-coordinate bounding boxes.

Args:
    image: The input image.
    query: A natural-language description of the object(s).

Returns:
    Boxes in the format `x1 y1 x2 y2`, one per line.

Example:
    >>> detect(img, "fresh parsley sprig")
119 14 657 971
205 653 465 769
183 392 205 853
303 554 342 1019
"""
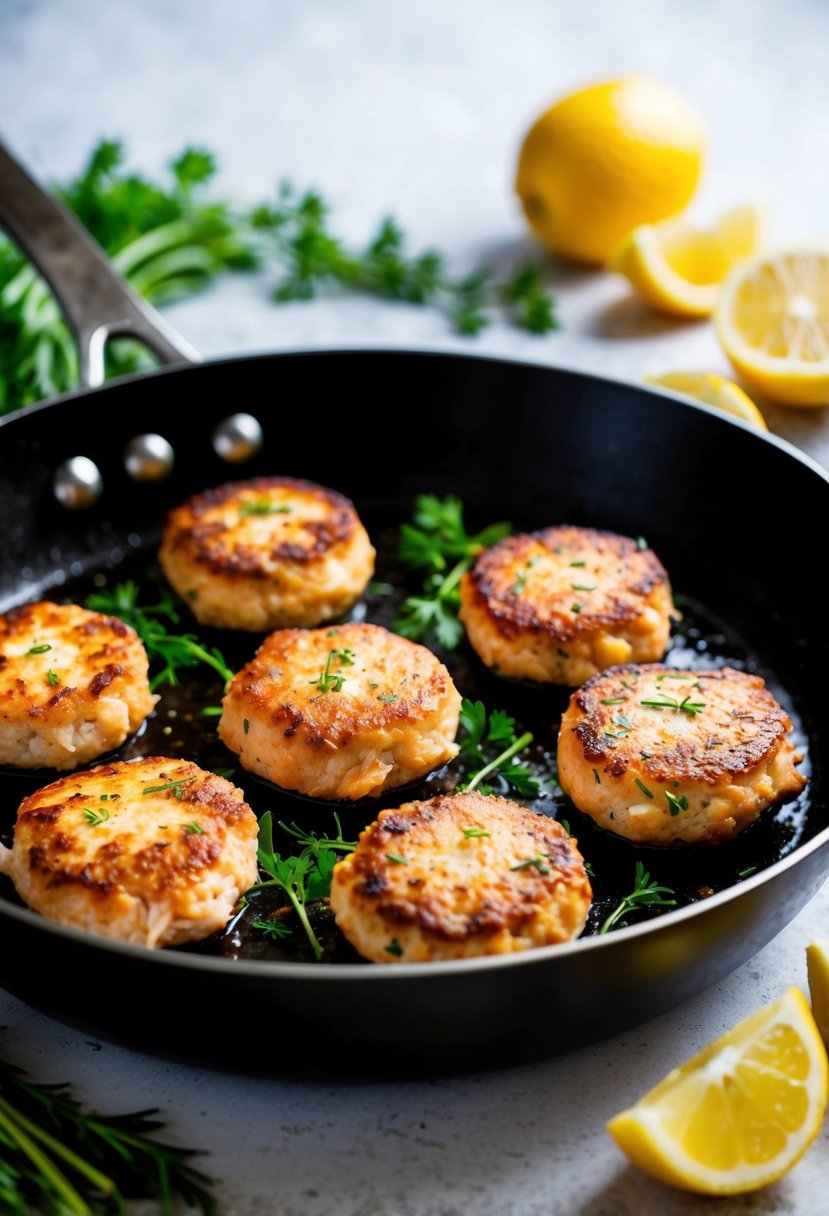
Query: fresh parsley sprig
394 495 510 649
253 184 559 337
0 1049 216 1215
599 862 677 935
456 698 540 797
246 812 357 961
86 580 233 691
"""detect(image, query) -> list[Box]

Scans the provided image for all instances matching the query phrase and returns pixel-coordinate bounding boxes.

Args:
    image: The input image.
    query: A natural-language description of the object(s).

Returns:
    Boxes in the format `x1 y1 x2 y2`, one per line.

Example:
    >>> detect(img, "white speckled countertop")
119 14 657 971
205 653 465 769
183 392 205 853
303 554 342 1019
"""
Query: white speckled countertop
2 1 828 1212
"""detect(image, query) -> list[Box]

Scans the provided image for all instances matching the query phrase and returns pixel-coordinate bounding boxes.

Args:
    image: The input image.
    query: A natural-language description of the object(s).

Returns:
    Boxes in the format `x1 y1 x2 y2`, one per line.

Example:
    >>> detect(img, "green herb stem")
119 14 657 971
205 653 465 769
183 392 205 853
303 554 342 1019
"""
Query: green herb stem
464 731 533 794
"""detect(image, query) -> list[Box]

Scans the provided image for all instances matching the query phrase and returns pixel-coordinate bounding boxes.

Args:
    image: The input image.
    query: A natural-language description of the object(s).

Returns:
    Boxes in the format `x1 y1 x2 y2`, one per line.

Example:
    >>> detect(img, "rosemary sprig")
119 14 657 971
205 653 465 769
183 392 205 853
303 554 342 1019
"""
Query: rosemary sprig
394 495 510 649
86 580 233 691
0 1048 216 1214
599 862 677 934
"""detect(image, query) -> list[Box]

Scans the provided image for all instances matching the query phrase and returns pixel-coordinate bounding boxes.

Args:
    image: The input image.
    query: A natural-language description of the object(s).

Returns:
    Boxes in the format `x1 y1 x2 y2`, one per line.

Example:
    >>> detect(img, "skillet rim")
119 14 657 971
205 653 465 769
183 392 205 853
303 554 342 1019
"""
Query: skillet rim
0 347 826 981
0 344 828 487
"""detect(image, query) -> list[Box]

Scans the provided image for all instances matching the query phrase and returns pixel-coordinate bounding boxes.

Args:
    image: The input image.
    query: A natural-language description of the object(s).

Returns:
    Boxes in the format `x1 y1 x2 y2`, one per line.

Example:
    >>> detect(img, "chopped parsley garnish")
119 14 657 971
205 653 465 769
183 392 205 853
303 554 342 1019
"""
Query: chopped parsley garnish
185 822 204 835
243 718 250 734
510 854 550 875
457 698 539 797
571 603 582 614
571 582 596 592
238 499 292 516
599 861 676 934
385 938 404 957
309 647 355 694
461 827 491 839
377 693 398 703
665 790 688 816
385 853 409 865
634 777 653 799
601 698 624 705
510 571 529 596
640 695 705 716
46 669 59 686
26 642 51 655
142 776 197 800
636 536 648 550
394 495 510 649
569 560 586 567
83 807 110 826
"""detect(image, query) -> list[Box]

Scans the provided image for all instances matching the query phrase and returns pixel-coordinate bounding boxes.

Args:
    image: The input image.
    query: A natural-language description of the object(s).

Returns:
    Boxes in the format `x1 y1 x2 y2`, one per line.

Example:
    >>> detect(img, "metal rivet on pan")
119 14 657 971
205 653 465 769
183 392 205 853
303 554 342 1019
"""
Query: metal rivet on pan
124 433 175 482
52 456 103 510
212 413 263 463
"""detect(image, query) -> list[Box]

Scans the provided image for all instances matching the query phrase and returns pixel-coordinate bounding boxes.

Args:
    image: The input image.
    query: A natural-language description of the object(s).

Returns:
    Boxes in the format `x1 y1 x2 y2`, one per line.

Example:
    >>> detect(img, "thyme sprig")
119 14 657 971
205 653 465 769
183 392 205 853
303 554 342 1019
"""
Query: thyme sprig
86 580 233 691
599 862 677 934
394 495 510 649
0 1048 216 1214
640 694 706 716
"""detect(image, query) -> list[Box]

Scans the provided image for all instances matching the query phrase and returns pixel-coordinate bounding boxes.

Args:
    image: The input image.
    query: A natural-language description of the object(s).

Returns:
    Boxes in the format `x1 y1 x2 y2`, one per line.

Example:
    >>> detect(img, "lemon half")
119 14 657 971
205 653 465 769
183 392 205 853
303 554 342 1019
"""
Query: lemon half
645 371 767 430
608 988 828 1195
611 203 765 317
715 247 829 406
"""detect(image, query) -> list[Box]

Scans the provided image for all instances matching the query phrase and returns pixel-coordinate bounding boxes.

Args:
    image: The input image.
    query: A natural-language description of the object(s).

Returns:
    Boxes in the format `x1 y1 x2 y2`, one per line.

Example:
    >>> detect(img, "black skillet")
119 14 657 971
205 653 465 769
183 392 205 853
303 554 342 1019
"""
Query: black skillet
0 142 827 1075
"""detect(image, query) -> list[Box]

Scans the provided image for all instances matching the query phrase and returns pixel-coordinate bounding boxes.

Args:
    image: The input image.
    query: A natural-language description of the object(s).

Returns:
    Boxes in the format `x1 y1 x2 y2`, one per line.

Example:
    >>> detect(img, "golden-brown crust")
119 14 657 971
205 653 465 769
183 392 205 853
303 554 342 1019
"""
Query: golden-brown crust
571 665 791 784
0 757 259 946
465 528 667 640
158 477 376 630
557 663 807 845
162 477 357 575
0 601 156 769
219 623 461 800
458 526 674 685
329 791 592 961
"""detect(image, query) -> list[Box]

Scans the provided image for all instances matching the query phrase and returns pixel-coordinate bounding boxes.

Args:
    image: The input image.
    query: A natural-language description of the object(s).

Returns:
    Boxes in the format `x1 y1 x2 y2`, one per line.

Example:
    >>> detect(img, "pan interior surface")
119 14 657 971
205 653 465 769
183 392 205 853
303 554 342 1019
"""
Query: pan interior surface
0 350 826 1070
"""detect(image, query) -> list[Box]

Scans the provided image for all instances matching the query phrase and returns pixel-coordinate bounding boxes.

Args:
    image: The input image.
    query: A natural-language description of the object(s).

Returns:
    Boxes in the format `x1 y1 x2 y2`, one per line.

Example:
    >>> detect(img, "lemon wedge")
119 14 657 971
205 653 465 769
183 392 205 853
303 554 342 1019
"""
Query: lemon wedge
645 371 767 430
607 987 828 1194
610 203 765 317
807 940 829 1043
714 247 829 406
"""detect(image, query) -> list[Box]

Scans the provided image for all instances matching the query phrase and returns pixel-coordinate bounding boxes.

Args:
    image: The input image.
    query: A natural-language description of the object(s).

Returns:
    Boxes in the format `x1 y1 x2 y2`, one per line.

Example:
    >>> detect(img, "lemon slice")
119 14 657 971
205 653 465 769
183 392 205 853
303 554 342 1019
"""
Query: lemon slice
610 203 765 317
645 371 767 430
715 247 829 406
807 940 829 1043
607 987 828 1194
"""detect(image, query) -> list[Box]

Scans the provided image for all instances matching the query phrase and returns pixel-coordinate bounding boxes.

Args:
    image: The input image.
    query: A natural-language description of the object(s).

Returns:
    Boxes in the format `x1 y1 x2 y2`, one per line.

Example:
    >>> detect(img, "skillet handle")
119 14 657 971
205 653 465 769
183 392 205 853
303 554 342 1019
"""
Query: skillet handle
0 140 200 388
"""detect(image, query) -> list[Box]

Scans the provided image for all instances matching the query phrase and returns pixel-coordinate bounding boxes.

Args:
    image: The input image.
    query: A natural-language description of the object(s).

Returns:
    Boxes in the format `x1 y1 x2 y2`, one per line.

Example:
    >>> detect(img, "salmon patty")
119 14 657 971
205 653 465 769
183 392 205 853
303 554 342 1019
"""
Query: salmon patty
219 622 461 801
0 757 258 947
158 476 375 631
459 526 673 685
0 601 156 771
557 664 806 845
329 790 591 962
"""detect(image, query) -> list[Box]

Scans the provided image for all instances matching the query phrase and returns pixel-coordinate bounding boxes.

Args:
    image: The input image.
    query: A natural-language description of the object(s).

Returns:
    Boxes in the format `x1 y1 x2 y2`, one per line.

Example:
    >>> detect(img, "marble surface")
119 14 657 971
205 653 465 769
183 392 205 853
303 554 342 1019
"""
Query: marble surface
2 1 829 1213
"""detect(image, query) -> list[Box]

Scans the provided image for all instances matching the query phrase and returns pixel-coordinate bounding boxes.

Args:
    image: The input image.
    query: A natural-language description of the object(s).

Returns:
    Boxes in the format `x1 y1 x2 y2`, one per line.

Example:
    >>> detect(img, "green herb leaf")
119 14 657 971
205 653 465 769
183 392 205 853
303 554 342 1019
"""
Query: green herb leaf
83 807 110 826
394 496 510 650
142 776 196 800
238 499 292 516
185 822 204 835
510 854 550 875
461 827 491 839
309 647 355 695
385 853 409 865
457 697 540 798
46 669 59 686
385 938 404 957
25 643 51 655
86 580 233 691
665 790 688 816
599 861 677 934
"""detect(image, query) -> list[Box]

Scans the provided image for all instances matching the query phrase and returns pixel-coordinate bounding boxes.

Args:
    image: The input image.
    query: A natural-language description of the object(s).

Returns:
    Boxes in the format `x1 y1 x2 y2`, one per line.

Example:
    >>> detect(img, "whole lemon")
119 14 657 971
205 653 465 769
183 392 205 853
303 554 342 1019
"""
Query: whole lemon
515 76 705 265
